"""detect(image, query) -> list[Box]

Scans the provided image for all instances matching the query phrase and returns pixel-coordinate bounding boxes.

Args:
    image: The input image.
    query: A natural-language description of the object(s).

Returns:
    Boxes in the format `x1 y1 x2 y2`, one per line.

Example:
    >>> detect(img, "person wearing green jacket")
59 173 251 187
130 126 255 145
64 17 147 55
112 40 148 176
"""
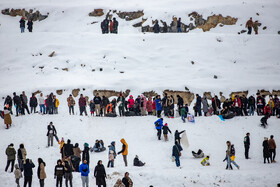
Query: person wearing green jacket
5 143 16 172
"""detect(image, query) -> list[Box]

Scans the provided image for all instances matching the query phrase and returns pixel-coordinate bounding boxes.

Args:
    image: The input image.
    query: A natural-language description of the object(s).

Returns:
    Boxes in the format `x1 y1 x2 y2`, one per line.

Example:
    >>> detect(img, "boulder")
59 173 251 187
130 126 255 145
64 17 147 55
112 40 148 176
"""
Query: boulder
203 92 213 100
72 89 80 97
142 91 158 98
230 91 248 98
117 10 144 21
2 8 48 21
257 89 271 96
56 90 63 95
163 90 194 105
272 90 280 96
89 9 104 17
93 89 130 98
197 14 237 32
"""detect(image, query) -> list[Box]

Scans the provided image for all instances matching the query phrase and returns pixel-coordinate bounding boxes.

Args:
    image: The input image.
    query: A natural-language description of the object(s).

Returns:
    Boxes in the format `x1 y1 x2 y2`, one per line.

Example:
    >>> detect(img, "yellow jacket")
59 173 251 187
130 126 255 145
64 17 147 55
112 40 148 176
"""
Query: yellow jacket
268 100 274 108
55 99 60 108
120 138 128 155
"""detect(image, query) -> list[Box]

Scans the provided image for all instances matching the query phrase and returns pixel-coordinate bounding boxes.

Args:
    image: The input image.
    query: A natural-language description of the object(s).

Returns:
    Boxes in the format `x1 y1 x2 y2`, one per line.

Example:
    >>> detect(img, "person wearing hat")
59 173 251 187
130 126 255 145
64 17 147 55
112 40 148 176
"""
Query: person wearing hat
162 123 172 141
117 139 128 167
154 118 164 140
5 143 16 172
82 143 90 166
19 17 25 33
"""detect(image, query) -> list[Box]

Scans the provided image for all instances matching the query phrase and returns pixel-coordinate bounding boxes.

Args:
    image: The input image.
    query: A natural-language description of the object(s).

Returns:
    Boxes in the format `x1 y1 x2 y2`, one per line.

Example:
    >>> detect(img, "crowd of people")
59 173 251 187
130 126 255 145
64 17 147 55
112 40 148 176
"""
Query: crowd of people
100 17 119 34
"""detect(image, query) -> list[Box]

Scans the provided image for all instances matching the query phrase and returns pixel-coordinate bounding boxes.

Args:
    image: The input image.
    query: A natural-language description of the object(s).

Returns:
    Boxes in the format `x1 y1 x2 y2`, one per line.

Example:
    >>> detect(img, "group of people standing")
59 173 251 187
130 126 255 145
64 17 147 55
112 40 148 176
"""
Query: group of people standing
101 18 119 34
245 17 259 35
19 17 33 33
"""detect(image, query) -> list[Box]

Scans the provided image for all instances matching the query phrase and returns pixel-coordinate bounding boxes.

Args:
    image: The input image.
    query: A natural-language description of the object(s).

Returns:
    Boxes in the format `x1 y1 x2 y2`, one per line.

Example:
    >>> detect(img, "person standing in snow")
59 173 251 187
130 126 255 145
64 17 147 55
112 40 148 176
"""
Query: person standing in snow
67 94 75 115
117 93 125 116
5 143 16 172
195 94 202 117
82 143 90 166
79 94 87 116
47 122 59 147
73 143 82 171
146 97 153 115
109 20 114 33
177 95 184 116
268 135 276 163
79 160 90 187
102 95 110 116
21 91 30 115
94 93 102 116
94 160 106 187
17 143 27 172
23 158 35 187
225 141 239 169
177 17 182 32
89 100 95 116
245 17 253 35
4 95 13 114
248 95 256 116
27 19 33 32
117 138 128 167
153 20 160 33
172 141 183 167
63 157 73 187
244 133 250 159
53 95 59 114
54 159 64 187
202 95 208 116
154 118 164 140
29 93 38 113
253 20 259 35
14 164 22 187
174 130 185 144
63 139 74 158
263 137 271 163
4 107 12 129
162 123 172 141
13 92 21 116
107 141 116 168
155 95 162 117
19 17 25 33
38 93 46 114
37 158 46 187
122 172 133 187
113 17 119 34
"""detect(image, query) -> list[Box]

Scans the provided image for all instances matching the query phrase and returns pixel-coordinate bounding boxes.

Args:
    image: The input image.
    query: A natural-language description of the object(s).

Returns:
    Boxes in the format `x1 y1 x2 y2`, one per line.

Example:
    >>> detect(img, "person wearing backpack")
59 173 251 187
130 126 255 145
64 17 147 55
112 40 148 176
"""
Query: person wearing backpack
154 118 163 140
172 141 183 167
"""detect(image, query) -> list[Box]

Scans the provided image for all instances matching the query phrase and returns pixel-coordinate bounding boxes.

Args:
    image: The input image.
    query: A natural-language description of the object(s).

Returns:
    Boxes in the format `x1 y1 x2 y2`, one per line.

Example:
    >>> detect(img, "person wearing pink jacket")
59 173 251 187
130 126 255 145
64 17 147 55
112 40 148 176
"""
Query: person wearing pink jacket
128 95 134 111
146 97 153 115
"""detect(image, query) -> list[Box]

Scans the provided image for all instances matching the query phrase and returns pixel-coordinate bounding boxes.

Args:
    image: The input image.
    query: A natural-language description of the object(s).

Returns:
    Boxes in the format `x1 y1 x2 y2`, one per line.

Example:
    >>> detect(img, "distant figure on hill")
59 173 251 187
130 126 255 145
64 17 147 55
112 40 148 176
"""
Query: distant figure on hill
245 17 253 35
177 17 182 32
113 17 119 34
19 17 25 33
67 94 75 115
101 18 109 34
109 20 113 33
27 19 33 32
153 20 160 33
253 20 259 35
263 137 271 163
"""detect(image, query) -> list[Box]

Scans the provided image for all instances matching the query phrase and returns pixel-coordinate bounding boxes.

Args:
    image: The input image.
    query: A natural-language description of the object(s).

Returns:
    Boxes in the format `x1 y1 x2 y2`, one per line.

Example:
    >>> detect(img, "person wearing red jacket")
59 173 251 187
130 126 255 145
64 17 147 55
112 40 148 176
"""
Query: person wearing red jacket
146 97 153 115
109 20 113 33
79 94 87 116
264 104 272 116
152 97 156 116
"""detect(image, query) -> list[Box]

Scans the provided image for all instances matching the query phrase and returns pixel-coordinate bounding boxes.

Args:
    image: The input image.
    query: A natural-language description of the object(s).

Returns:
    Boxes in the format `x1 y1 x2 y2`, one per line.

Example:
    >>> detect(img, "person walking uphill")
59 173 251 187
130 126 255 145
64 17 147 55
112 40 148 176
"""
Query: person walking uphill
118 138 128 167
19 17 25 33
245 17 253 35
5 143 16 172
162 123 172 141
94 160 107 187
154 118 164 140
244 133 250 159
79 160 90 187
172 141 183 167
23 158 35 187
47 122 59 147
268 135 276 163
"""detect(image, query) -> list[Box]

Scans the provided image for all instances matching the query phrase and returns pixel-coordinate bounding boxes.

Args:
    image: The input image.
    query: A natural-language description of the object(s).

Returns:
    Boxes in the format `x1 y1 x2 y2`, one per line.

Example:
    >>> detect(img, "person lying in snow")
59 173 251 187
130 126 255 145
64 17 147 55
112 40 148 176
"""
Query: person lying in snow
201 156 210 166
133 155 145 167
192 149 204 158
91 140 106 152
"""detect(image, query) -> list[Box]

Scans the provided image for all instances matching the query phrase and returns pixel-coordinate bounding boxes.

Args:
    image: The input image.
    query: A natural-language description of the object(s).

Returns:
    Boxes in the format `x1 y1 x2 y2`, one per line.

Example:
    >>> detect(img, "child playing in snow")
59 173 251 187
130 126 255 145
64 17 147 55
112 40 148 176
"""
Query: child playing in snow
4 107 12 129
260 113 270 128
201 156 210 166
107 150 115 168
90 100 95 116
14 164 22 187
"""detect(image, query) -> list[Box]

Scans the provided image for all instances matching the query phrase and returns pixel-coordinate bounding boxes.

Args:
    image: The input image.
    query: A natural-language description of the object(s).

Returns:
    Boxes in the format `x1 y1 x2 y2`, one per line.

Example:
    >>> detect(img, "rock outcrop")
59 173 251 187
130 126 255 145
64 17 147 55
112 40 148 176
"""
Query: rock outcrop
230 91 248 98
142 91 158 98
117 10 144 21
72 89 80 97
93 89 131 98
89 9 104 17
163 90 194 105
1 8 48 21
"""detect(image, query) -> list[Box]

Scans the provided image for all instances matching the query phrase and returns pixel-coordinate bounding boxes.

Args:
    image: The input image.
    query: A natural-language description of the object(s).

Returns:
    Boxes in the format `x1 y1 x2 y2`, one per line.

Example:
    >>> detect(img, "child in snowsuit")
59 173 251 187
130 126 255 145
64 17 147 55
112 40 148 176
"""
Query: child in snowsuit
90 100 95 116
162 123 172 141
201 156 210 166
14 164 22 187
108 150 115 168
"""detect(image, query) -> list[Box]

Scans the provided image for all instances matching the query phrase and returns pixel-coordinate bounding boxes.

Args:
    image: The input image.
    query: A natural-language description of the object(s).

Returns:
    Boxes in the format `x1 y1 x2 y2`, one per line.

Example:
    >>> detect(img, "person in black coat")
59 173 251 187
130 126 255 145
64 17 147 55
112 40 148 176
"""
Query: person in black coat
101 19 109 34
260 114 269 128
174 130 185 144
19 17 25 33
172 141 183 167
133 155 145 167
46 93 54 114
94 160 106 187
82 143 90 166
4 95 13 114
195 94 202 116
23 159 35 187
122 172 133 187
263 137 271 163
54 159 64 187
248 95 256 116
29 93 38 113
13 92 21 116
153 20 160 33
244 133 250 159
47 122 59 147
27 19 33 32
112 17 118 34
241 95 248 116
64 139 74 157
177 95 183 115
162 123 172 141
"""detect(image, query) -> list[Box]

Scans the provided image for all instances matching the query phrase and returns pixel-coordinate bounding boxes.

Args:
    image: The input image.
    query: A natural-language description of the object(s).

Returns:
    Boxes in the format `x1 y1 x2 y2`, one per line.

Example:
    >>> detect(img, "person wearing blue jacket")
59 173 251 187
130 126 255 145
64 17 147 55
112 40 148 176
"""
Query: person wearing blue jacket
155 95 162 117
172 141 183 167
107 141 116 167
79 160 90 187
154 118 164 140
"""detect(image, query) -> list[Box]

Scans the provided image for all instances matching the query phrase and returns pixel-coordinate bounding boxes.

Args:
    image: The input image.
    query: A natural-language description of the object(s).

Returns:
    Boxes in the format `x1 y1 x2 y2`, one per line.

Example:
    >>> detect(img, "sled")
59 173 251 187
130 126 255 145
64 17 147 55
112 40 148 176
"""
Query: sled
219 115 225 121
187 114 195 123
0 110 4 119
181 131 189 149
